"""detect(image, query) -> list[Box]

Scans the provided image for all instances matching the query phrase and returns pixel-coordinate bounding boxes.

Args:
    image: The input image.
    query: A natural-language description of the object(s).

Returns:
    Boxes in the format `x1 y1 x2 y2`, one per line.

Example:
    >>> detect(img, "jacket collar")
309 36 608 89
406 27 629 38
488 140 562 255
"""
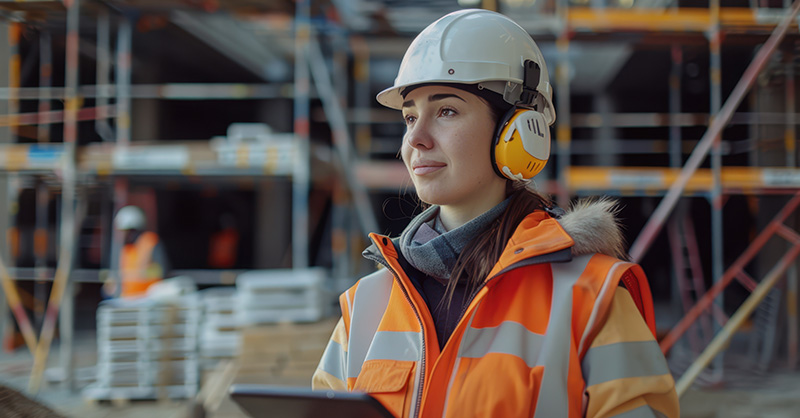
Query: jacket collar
363 197 627 275
364 210 573 273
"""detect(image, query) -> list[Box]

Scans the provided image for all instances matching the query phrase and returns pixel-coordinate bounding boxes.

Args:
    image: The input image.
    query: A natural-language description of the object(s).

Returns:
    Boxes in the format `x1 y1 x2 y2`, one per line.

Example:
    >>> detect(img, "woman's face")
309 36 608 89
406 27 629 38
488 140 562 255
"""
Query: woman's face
401 85 507 216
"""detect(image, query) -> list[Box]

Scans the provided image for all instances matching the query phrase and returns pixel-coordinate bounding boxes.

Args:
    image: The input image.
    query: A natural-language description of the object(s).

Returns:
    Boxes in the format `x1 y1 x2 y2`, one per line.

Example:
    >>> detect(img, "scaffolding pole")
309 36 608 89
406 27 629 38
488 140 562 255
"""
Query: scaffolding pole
555 32 571 206
629 0 800 263
29 0 81 393
116 16 131 146
8 23 19 138
330 32 350 280
95 7 113 142
38 30 51 143
669 45 682 168
786 49 798 370
0 21 38 355
293 0 310 268
708 0 725 379
0 83 296 100
0 177 38 354
307 38 379 242
33 182 48 331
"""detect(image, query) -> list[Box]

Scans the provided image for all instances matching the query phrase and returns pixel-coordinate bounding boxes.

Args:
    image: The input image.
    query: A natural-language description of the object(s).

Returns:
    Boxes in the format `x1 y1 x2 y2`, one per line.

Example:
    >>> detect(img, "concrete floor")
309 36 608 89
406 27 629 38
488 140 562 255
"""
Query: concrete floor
2 332 800 418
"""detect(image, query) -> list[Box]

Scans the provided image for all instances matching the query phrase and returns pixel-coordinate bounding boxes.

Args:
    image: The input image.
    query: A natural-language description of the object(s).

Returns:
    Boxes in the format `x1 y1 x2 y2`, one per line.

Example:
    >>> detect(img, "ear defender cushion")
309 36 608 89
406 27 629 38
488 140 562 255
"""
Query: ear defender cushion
492 108 551 181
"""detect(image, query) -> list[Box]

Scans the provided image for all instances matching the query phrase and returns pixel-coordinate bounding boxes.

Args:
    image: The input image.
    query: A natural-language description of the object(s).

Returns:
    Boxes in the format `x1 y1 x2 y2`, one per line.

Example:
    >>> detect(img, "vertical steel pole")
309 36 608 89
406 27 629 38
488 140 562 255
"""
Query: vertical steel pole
331 33 349 280
33 183 48 331
8 23 19 139
293 0 311 268
38 30 51 143
786 50 798 370
96 7 113 141
555 33 571 206
669 45 682 168
351 35 370 278
708 0 725 379
0 21 8 353
116 17 132 146
30 0 81 393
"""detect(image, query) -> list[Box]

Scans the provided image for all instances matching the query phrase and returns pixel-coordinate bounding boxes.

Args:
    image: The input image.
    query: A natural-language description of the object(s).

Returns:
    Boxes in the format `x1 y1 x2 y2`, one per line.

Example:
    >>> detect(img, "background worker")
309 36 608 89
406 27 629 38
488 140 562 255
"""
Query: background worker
104 205 170 299
313 9 678 418
208 212 239 269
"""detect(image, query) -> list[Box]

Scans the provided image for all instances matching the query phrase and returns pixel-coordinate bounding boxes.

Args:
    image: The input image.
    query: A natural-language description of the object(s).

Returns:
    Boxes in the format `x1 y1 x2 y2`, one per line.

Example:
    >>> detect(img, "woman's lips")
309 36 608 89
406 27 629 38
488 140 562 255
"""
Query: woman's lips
412 161 445 175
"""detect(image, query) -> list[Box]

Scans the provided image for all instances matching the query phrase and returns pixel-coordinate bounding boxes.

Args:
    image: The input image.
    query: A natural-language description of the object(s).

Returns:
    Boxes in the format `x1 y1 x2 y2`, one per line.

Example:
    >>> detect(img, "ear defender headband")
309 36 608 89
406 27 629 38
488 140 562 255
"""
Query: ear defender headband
491 60 552 181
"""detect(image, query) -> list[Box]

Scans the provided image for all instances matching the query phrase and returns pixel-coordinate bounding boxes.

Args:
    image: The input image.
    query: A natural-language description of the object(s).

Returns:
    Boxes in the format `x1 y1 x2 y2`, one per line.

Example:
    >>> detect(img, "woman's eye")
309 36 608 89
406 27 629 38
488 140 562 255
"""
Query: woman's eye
440 108 457 117
404 115 417 125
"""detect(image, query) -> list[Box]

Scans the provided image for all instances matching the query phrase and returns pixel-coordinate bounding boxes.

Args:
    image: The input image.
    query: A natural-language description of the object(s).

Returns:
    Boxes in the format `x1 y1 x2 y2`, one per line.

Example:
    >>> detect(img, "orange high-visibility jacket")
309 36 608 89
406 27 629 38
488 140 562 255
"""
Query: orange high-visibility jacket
120 231 162 298
313 210 678 418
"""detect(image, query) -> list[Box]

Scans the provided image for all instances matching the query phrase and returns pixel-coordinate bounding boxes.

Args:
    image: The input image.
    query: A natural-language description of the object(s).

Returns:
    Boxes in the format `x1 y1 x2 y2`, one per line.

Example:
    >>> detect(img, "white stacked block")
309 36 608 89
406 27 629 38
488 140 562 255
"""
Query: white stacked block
83 295 201 401
235 268 326 325
199 287 240 370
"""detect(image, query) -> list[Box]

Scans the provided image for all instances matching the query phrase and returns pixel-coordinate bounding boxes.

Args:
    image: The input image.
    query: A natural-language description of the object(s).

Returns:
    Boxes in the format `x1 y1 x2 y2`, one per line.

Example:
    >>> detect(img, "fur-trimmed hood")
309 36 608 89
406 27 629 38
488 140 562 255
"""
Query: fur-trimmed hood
557 197 627 260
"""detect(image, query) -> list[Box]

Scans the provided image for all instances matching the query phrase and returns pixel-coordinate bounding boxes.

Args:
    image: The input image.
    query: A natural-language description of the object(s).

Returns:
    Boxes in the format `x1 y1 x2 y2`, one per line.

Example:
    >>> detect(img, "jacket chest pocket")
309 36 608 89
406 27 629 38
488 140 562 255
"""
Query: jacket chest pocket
354 360 416 418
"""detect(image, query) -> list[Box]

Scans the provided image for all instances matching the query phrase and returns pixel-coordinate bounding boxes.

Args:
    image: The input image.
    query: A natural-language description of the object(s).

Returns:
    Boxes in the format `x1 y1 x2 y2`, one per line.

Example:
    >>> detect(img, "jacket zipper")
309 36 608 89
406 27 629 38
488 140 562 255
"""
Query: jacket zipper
366 243 561 418
365 251 426 418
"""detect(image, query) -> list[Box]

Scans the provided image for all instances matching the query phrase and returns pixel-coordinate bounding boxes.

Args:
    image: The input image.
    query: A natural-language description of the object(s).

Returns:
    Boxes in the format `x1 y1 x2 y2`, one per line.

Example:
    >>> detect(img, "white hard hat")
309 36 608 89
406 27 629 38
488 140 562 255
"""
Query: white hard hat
114 206 146 230
376 9 555 125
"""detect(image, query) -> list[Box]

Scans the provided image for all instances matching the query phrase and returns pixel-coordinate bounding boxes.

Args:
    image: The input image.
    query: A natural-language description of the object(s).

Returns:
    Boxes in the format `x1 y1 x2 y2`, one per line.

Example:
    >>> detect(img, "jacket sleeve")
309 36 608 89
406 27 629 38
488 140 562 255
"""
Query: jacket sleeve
312 316 349 391
582 287 679 418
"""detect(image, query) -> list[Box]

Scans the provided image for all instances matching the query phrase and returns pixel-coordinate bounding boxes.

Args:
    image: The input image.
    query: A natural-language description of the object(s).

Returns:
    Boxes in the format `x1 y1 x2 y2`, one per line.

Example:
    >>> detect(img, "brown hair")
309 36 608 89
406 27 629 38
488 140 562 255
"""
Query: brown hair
440 183 551 313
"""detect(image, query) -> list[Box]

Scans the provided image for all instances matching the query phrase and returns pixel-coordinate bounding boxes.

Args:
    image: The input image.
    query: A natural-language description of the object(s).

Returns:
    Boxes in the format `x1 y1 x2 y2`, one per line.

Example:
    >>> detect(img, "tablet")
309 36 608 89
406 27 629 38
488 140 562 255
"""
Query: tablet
228 384 395 418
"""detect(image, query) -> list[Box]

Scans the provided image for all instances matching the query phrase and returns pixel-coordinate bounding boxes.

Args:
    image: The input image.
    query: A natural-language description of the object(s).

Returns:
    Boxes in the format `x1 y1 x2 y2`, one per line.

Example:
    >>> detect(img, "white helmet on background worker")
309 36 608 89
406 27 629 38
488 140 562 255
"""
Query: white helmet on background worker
114 206 146 231
376 8 555 125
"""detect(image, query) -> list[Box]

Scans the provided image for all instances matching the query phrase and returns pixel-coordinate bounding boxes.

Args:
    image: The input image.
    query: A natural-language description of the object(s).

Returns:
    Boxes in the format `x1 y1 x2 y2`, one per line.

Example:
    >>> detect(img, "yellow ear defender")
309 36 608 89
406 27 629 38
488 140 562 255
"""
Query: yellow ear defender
491 60 552 181
492 108 551 181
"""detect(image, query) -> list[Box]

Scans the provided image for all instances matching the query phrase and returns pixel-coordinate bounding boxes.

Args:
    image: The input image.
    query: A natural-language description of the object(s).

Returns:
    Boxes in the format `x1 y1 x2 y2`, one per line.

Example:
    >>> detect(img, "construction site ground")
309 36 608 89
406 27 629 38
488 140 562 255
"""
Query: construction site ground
1 330 799 418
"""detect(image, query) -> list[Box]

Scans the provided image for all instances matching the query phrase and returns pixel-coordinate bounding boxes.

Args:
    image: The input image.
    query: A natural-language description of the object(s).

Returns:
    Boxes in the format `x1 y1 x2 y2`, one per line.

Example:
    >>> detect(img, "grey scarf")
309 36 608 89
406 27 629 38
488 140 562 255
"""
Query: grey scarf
398 200 509 281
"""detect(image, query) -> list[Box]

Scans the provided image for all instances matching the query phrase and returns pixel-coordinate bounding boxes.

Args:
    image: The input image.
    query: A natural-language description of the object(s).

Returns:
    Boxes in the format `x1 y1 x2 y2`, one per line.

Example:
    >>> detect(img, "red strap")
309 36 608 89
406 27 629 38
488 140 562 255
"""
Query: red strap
620 270 645 319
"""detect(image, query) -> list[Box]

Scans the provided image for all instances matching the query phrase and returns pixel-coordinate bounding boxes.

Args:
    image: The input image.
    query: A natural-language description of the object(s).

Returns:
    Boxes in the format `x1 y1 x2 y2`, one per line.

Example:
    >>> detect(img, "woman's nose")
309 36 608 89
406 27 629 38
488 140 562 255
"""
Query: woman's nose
405 118 434 150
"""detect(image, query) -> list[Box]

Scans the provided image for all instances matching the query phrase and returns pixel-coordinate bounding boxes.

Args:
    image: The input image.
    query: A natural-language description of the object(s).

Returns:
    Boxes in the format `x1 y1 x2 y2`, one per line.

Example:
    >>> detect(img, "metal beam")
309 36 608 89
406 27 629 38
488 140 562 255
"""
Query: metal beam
629 0 800 263
307 37 379 241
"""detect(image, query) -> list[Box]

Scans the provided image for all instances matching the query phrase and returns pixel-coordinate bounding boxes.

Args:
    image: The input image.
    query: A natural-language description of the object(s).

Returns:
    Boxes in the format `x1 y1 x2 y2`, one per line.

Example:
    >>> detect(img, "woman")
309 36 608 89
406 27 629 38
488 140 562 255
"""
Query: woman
313 9 678 418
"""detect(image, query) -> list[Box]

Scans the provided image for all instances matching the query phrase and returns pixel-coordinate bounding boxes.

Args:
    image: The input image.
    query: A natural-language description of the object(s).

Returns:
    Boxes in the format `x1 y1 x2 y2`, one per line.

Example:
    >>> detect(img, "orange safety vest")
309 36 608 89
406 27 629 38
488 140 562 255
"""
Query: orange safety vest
321 211 656 418
120 231 162 298
209 228 239 268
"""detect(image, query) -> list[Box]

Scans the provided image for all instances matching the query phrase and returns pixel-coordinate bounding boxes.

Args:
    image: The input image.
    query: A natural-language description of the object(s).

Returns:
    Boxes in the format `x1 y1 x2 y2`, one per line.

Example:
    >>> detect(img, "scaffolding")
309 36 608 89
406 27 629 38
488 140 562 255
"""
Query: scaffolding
0 0 798 397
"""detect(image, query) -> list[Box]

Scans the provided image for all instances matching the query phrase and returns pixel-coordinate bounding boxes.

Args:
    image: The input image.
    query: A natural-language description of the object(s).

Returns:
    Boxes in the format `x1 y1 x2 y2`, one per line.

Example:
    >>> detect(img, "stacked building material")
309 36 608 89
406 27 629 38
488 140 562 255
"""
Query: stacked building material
199 287 240 371
235 268 326 326
83 296 201 401
236 318 338 387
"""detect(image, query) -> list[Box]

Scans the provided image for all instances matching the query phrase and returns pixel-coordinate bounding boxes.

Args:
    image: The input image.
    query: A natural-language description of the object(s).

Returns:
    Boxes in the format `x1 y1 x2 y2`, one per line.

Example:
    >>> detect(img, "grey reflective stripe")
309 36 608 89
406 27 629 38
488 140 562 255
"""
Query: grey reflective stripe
612 404 668 418
582 340 670 387
533 254 593 418
347 270 394 379
344 289 353 318
579 260 631 355
443 300 482 417
319 340 347 382
365 330 422 363
460 321 545 368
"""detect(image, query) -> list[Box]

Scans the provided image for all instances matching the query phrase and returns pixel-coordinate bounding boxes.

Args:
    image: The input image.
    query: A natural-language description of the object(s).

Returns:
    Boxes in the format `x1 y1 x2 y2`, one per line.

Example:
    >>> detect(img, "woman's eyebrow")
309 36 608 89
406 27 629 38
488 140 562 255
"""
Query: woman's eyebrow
402 93 464 109
429 93 465 103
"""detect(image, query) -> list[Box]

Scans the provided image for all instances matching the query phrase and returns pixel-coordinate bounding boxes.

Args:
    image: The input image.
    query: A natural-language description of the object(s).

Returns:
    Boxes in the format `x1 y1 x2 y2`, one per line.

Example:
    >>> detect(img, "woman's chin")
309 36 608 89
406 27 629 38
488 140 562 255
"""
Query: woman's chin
415 191 447 207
